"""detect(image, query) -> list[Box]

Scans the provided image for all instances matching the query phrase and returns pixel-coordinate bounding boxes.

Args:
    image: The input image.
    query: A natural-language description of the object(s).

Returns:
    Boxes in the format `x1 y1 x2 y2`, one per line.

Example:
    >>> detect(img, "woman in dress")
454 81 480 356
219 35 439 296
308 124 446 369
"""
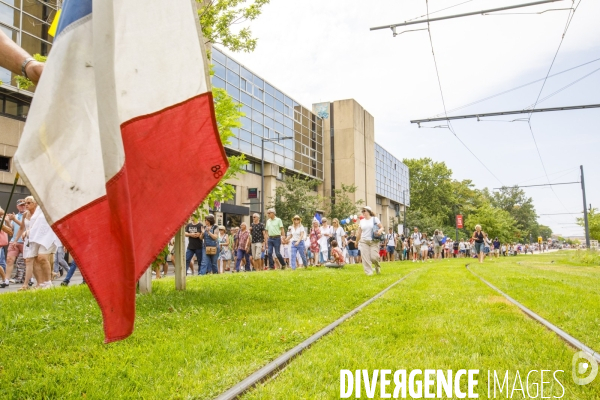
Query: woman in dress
309 220 322 266
356 206 384 275
217 226 231 273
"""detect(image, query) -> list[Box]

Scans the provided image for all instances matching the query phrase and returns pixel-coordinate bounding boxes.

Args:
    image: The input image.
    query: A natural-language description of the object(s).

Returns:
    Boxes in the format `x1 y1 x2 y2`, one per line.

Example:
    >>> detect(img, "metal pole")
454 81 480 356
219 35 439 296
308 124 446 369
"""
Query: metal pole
261 136 265 223
411 104 600 124
371 0 562 30
581 165 591 248
403 190 407 237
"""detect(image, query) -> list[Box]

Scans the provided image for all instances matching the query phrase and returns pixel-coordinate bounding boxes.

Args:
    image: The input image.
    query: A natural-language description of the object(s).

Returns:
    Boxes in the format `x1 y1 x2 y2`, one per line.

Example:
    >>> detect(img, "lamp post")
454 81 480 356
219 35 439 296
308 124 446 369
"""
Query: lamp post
402 189 407 236
261 131 293 221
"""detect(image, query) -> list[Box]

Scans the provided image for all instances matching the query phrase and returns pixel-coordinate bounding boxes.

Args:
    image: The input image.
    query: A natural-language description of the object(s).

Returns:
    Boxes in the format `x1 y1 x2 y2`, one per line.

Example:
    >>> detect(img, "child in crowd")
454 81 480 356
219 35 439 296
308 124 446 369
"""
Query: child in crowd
324 240 345 268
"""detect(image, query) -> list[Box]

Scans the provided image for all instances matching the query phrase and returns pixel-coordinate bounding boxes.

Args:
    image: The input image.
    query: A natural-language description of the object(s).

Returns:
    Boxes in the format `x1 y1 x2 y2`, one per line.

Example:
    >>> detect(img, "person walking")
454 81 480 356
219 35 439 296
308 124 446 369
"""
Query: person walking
200 214 219 275
472 224 486 263
217 226 231 273
265 208 287 270
233 222 251 272
385 228 396 262
250 214 266 271
420 233 429 262
347 230 358 264
356 206 384 275
22 196 59 289
184 216 203 274
287 215 308 270
319 218 333 264
4 199 26 286
432 229 444 260
411 227 422 263
0 207 14 288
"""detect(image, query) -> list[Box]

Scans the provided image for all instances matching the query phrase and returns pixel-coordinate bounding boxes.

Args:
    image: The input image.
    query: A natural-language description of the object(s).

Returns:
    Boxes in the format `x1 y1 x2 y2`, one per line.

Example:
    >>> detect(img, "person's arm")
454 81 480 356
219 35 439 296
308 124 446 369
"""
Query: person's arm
1 221 13 236
356 226 362 243
263 225 268 246
207 226 218 240
0 30 44 83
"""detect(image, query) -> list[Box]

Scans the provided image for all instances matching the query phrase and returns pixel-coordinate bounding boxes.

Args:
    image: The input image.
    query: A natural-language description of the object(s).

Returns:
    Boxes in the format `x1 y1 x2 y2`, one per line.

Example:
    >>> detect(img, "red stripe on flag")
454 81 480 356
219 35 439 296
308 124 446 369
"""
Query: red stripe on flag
52 93 227 342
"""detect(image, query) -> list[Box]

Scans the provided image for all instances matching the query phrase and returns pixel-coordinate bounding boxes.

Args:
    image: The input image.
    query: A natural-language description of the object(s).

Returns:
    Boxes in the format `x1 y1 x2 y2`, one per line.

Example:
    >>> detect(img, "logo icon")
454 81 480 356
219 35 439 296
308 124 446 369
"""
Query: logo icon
572 351 598 385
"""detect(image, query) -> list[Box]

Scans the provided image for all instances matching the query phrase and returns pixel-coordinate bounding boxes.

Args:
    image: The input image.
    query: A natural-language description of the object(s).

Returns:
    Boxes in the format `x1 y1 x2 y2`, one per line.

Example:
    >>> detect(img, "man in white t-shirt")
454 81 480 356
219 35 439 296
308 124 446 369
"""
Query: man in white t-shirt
411 227 422 262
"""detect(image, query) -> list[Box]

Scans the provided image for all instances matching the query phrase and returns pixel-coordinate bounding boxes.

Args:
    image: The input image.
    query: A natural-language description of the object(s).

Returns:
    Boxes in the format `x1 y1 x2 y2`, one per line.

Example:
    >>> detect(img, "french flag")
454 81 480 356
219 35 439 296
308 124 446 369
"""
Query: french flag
14 0 228 342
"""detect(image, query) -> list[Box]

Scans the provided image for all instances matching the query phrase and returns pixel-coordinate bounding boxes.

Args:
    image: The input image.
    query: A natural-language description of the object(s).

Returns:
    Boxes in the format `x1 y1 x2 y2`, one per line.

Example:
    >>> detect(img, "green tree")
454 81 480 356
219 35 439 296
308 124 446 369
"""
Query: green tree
536 224 553 241
198 0 270 53
487 186 538 239
325 184 364 222
578 208 600 241
464 202 517 244
194 87 247 218
268 174 322 228
402 158 454 220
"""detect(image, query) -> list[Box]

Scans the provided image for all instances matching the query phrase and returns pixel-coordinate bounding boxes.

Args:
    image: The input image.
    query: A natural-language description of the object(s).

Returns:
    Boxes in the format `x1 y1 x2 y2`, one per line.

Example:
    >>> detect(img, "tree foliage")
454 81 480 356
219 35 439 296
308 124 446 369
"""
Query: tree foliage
578 208 600 241
325 184 364 222
198 0 270 53
195 87 247 219
268 174 321 228
403 157 550 243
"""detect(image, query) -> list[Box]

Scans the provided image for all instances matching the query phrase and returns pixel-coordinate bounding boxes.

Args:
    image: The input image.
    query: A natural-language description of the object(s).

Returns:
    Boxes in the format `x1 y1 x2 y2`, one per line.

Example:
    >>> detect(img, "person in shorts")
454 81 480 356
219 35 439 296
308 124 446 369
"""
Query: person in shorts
411 227 422 262
385 228 396 262
347 230 358 264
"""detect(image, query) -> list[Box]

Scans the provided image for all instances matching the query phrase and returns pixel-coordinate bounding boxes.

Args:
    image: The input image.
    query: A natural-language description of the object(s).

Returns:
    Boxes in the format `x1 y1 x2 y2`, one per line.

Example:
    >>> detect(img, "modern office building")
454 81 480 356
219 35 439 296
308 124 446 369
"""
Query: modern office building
0 0 54 209
211 47 410 230
0 24 409 227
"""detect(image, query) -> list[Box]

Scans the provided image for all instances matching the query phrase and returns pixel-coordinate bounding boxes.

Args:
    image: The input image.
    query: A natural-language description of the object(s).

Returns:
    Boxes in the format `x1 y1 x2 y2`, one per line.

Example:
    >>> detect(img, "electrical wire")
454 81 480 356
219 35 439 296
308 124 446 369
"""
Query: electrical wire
525 65 600 109
405 0 474 23
525 0 583 214
423 0 504 186
428 56 600 118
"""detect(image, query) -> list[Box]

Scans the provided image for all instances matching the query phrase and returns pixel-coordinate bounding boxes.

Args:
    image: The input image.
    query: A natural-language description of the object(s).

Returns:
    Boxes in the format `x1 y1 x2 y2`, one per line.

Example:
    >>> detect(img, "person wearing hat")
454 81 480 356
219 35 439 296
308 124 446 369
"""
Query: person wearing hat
217 226 231 273
286 215 308 270
355 206 384 275
265 208 288 270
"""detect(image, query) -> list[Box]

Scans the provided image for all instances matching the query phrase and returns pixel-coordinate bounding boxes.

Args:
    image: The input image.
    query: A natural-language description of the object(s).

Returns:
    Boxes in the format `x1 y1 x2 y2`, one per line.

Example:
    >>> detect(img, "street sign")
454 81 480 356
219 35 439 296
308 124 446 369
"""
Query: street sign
456 214 463 229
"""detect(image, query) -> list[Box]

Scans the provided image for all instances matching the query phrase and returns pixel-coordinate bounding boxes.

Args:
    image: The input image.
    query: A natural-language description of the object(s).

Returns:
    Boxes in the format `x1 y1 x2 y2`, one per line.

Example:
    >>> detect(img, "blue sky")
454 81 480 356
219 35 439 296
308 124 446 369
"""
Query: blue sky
231 0 600 237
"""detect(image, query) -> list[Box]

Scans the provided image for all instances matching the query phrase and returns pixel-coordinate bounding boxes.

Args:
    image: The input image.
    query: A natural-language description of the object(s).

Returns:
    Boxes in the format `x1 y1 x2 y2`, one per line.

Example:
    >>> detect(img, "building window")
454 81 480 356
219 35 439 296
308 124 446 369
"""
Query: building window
0 156 10 172
376 197 382 205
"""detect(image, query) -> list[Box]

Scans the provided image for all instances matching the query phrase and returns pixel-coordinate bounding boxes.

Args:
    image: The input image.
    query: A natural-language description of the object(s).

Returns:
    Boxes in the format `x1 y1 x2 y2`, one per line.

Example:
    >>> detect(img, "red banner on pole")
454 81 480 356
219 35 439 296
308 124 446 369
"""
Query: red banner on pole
456 215 463 229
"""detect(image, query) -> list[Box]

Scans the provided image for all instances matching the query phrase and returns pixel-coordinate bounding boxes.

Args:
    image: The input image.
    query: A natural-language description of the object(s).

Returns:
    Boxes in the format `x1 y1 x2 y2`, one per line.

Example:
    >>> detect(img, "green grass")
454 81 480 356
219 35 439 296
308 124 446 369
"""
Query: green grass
0 264 418 399
470 252 600 352
567 249 600 266
244 259 600 399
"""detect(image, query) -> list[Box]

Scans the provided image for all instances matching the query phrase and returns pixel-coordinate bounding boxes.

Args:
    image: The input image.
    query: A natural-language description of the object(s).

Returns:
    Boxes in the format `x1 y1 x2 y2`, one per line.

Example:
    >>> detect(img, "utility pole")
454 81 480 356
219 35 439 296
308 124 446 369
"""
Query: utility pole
581 165 591 248
403 190 407 237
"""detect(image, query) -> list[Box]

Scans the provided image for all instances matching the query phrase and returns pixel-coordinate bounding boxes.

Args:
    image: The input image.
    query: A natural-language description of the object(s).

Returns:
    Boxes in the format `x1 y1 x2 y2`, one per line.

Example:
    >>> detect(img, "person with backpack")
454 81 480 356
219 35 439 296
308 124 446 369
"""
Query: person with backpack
432 229 444 260
411 227 422 263
356 206 384 275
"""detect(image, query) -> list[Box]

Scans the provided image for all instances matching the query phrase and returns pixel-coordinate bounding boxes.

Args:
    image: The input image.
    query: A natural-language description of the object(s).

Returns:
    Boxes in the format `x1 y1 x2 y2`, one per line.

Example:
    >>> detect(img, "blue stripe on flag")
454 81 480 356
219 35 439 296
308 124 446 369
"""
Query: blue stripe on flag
56 0 92 37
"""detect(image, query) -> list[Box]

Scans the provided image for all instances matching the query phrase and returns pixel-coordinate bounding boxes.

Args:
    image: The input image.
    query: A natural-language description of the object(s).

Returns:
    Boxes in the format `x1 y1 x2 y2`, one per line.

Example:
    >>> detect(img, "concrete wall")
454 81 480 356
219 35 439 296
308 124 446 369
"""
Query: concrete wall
0 116 25 186
318 99 376 209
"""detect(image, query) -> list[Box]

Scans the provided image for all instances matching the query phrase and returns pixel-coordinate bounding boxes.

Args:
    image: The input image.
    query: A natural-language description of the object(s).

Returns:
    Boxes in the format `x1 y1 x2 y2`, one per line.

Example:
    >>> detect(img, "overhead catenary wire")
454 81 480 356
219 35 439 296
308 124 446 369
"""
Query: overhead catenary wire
423 0 504 186
427 56 600 119
524 0 583 214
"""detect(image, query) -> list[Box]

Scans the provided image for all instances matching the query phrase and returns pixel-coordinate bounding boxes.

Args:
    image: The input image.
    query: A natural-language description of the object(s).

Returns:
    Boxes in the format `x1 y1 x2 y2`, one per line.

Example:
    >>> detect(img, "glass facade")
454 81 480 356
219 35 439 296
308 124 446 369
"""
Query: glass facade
375 143 410 206
0 0 56 89
211 47 324 180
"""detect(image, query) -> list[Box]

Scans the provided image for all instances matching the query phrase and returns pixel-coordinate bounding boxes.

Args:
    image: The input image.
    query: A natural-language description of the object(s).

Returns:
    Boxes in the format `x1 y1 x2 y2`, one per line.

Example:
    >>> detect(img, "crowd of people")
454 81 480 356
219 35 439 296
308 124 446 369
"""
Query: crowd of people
0 197 74 291
0 198 553 291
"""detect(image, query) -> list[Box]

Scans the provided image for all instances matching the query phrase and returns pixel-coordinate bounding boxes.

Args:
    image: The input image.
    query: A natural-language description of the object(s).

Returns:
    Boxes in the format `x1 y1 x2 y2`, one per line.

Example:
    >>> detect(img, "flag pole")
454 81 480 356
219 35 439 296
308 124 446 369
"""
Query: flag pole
0 173 20 229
